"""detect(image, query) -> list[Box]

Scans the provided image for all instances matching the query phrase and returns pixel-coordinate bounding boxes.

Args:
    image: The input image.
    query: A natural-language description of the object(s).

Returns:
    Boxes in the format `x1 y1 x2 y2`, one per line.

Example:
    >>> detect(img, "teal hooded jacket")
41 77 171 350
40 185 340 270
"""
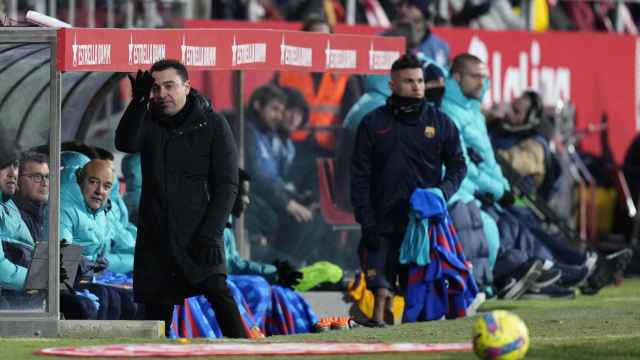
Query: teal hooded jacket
59 166 133 274
107 180 136 256
224 217 277 282
441 77 509 203
0 193 34 290
343 74 391 131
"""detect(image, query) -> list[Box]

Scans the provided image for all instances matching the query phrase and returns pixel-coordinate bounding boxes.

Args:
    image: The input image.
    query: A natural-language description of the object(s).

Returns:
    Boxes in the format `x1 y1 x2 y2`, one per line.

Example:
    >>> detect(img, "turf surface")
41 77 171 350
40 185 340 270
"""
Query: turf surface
2 278 639 359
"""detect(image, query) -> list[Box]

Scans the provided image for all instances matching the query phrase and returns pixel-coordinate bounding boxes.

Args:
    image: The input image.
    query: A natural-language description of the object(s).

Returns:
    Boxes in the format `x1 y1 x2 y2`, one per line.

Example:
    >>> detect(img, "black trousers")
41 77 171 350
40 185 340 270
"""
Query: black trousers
77 283 120 320
144 274 247 338
60 290 98 319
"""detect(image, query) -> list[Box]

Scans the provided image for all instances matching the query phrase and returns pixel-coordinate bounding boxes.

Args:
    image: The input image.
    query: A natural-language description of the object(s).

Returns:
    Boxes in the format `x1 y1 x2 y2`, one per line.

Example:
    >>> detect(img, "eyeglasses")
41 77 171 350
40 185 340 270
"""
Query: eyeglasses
20 173 49 183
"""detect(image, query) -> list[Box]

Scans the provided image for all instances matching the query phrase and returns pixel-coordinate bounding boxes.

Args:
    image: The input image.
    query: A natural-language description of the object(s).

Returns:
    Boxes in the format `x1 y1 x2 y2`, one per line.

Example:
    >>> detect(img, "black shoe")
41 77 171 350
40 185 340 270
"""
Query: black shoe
521 284 576 299
556 264 591 288
497 260 544 300
580 248 633 295
355 319 388 328
531 267 562 290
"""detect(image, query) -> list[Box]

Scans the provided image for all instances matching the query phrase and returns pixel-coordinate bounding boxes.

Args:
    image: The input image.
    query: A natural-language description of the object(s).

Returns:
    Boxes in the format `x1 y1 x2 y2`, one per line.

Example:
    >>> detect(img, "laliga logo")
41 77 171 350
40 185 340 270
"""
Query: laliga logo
72 33 111 67
128 35 165 65
231 35 267 66
181 36 216 67
325 40 356 69
468 35 571 106
280 36 312 67
369 42 399 70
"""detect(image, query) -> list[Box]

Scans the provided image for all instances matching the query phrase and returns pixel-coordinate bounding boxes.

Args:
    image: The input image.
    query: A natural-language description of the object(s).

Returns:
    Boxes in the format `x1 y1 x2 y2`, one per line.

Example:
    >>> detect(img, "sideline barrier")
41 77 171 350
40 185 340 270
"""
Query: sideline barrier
57 28 404 74
35 342 472 357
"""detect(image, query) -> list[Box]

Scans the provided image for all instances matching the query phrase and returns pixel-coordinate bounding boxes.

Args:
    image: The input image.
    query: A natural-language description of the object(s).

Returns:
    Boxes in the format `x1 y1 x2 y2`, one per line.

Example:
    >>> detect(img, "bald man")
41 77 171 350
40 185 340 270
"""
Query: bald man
78 160 113 211
59 159 136 320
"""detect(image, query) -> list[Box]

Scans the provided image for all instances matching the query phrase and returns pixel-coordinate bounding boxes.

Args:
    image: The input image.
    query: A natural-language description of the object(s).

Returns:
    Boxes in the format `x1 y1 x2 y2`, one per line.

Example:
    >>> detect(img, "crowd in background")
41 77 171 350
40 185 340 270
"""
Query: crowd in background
3 0 640 34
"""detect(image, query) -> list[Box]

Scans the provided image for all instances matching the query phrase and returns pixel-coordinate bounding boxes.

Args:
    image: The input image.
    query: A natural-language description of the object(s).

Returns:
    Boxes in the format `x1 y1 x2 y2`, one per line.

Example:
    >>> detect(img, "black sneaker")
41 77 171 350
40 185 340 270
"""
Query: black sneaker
556 264 591 288
531 267 562 290
580 248 633 295
521 284 576 299
355 319 388 328
497 260 544 300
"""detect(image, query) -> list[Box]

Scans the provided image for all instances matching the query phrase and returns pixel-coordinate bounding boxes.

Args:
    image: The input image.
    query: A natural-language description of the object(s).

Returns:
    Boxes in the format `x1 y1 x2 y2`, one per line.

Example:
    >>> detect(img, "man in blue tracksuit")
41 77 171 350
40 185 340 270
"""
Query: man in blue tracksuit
351 54 467 327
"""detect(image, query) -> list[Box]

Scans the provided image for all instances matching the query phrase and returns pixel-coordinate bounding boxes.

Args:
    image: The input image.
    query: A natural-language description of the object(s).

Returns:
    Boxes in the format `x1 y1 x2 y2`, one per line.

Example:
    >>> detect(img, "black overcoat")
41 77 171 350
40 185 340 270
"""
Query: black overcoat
115 90 238 304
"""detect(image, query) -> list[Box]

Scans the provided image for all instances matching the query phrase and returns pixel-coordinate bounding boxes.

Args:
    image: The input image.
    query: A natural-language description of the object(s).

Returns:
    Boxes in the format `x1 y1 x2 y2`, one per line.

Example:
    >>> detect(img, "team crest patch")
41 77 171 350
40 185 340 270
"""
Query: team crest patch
367 269 377 278
424 126 435 138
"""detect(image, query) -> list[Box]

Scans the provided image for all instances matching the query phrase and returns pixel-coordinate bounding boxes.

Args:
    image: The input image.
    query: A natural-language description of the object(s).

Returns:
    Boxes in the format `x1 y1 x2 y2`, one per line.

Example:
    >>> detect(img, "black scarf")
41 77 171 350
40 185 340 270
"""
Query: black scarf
425 87 445 107
387 94 424 113
152 93 193 129
387 94 425 123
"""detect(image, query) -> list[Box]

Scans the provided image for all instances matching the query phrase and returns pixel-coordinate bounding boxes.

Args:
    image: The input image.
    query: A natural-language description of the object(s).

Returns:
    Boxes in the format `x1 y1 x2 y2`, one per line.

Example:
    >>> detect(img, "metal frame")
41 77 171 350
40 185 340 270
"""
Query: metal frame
0 27 60 337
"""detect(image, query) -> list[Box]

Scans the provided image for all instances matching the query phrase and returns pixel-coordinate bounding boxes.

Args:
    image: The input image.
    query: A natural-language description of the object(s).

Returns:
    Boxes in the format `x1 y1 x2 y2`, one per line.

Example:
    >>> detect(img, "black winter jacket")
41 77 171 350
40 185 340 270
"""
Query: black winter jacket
351 100 466 235
115 89 238 304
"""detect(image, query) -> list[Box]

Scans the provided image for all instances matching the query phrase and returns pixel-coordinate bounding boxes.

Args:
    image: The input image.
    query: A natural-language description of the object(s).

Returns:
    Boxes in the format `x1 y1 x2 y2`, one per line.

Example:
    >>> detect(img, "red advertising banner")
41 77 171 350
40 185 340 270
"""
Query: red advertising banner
433 27 637 163
57 28 404 74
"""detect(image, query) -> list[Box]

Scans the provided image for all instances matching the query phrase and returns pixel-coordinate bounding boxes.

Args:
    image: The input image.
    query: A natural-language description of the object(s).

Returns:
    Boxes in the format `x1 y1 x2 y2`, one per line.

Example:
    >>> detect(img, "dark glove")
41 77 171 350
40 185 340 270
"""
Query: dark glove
189 236 224 266
474 192 495 208
498 190 515 208
361 226 383 251
92 256 109 273
273 259 303 289
128 69 154 103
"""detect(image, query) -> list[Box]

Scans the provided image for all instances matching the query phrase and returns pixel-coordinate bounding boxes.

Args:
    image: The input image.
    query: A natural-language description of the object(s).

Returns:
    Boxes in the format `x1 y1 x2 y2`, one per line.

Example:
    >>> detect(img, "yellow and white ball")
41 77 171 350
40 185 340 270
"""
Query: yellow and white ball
472 310 530 360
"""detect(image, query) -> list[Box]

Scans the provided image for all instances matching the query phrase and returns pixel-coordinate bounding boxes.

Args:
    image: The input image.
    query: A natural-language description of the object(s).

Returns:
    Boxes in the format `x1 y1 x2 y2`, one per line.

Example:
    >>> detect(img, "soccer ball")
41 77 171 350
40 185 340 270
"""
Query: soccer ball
472 310 529 360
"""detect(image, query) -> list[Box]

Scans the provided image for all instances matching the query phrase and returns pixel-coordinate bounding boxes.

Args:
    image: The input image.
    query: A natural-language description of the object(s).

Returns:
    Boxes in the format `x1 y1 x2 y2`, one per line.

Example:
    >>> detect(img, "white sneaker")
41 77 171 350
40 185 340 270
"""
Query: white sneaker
466 292 486 316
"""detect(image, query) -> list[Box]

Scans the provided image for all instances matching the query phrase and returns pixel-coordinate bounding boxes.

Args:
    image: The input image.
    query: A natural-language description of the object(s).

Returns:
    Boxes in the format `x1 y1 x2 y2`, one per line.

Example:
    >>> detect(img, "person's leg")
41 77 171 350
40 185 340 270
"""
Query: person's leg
60 291 98 320
372 288 390 324
76 283 114 320
358 235 397 327
509 206 585 265
144 302 174 336
480 208 500 270
112 287 137 320
200 274 249 338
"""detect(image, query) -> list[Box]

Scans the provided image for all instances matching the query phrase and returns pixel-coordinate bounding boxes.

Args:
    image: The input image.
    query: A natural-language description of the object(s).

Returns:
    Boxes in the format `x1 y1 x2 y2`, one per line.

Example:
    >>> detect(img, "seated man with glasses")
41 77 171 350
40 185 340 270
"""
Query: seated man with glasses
0 149 98 318
14 152 50 244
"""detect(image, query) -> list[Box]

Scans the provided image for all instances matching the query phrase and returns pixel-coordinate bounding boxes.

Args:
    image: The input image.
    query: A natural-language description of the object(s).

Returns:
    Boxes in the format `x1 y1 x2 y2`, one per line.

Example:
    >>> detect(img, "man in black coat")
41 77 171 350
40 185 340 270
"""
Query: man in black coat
115 59 246 338
351 54 466 327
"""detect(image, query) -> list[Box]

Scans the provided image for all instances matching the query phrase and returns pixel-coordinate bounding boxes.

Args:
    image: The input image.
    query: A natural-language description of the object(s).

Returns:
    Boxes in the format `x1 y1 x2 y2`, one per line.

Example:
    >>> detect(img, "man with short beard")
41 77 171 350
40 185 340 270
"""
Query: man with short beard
351 54 467 326
13 152 49 244
0 148 32 290
0 149 98 319
116 59 246 338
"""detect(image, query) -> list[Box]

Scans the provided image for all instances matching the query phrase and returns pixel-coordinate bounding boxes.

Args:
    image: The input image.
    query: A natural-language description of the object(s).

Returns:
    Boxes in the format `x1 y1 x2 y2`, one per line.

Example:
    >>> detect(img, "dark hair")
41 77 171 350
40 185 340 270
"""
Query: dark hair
281 86 309 127
61 141 99 160
247 84 286 118
93 146 114 161
523 90 543 123
391 53 423 73
19 151 48 173
398 0 431 20
450 53 483 76
150 59 189 82
239 168 251 183
301 15 332 33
